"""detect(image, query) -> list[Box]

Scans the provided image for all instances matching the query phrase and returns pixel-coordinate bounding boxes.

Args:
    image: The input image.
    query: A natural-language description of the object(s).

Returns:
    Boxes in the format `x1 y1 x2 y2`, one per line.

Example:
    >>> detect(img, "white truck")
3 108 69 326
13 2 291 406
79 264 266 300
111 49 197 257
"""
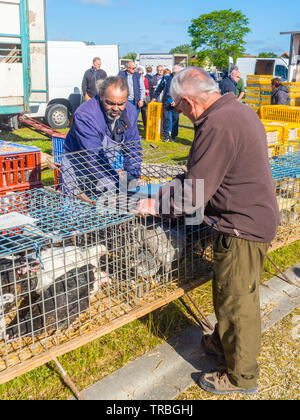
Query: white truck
230 57 289 85
29 41 120 129
0 0 48 127
138 53 188 71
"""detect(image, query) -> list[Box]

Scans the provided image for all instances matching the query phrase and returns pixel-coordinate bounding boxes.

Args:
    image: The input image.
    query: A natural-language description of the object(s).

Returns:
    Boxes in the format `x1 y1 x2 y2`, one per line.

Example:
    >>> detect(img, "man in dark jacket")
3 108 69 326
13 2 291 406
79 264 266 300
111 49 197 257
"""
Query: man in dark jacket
149 65 164 99
218 70 240 95
62 76 142 199
118 62 145 116
271 78 291 105
153 65 181 142
137 67 280 396
82 57 107 100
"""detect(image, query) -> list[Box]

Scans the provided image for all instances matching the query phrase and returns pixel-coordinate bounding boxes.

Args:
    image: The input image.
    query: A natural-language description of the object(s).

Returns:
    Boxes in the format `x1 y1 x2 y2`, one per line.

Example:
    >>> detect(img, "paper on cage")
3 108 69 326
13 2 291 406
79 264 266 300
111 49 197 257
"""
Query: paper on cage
0 212 37 230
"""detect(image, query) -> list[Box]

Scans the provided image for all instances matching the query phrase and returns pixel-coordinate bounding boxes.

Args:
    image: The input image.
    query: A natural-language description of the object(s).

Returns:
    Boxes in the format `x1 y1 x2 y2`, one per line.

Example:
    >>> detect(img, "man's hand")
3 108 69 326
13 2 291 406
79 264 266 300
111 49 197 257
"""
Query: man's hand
151 98 157 102
136 199 157 217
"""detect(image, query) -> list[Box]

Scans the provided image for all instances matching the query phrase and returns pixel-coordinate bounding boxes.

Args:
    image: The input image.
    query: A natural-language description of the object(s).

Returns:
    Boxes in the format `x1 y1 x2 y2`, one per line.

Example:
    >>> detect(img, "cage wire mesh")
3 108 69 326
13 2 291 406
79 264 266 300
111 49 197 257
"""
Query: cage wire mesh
0 141 214 373
270 141 300 247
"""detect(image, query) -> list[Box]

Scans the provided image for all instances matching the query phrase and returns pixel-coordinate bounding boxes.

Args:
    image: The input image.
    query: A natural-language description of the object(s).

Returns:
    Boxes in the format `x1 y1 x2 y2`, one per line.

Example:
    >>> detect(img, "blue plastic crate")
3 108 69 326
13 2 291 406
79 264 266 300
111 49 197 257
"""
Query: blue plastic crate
52 135 65 165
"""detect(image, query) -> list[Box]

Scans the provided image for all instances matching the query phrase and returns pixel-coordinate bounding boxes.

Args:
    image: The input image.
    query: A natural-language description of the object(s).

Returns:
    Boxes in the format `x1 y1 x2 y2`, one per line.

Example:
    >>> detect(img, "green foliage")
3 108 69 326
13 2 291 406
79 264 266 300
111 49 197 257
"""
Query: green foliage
258 52 278 58
122 52 137 61
188 9 250 70
84 41 95 46
169 44 195 56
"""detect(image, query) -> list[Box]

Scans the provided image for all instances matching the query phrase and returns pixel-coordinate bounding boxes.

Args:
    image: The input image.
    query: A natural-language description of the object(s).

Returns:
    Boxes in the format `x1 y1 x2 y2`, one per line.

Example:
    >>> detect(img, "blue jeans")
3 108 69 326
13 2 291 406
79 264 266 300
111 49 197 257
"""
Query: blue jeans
128 100 140 118
162 105 179 139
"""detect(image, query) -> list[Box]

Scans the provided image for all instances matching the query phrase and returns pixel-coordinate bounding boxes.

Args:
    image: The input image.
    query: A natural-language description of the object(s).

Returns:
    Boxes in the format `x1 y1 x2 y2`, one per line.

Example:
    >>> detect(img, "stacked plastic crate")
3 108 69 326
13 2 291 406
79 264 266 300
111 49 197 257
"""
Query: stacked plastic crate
283 82 300 107
260 105 300 156
245 75 273 113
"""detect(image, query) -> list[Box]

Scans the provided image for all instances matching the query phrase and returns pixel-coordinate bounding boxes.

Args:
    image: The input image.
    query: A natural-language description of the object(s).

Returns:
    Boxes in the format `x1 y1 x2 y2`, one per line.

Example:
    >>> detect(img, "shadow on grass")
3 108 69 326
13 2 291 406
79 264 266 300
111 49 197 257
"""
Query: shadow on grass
174 137 193 147
179 124 194 131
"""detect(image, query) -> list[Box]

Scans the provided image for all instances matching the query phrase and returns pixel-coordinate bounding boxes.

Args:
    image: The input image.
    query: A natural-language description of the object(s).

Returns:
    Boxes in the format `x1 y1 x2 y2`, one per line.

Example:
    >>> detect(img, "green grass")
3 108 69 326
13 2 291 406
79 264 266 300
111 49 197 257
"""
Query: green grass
0 116 299 400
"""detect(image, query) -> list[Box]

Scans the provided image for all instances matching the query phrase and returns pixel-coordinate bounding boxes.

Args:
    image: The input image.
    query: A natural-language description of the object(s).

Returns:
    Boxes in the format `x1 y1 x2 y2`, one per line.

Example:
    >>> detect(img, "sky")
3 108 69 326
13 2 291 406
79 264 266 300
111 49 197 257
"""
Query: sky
46 0 300 57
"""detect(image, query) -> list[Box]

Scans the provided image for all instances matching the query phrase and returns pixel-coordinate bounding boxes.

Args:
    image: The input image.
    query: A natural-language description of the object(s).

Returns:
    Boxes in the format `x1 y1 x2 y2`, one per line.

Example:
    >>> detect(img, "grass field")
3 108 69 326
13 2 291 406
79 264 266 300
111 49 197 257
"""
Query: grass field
0 115 299 400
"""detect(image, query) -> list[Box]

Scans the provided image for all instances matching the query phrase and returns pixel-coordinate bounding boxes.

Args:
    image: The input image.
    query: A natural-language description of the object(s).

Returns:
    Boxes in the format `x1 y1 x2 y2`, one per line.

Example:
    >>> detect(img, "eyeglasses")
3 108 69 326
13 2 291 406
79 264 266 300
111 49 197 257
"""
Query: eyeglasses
104 99 127 107
174 97 183 113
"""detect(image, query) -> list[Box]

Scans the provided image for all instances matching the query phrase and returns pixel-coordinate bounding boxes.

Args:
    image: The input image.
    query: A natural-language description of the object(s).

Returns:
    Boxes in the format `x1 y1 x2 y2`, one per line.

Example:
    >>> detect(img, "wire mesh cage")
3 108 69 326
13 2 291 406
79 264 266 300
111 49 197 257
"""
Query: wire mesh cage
270 142 300 247
0 141 214 376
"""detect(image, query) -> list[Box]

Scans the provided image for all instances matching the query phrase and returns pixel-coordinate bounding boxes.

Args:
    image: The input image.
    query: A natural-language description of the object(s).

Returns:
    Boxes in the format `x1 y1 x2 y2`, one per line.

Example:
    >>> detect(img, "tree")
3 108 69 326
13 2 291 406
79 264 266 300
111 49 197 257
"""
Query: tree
188 9 250 70
122 52 137 61
258 52 278 58
169 44 195 55
84 41 95 46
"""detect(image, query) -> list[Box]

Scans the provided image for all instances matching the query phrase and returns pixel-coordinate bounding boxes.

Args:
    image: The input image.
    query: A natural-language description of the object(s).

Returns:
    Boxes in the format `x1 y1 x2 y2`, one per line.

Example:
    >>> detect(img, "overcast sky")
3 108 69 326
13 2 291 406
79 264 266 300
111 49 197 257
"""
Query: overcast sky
46 0 300 57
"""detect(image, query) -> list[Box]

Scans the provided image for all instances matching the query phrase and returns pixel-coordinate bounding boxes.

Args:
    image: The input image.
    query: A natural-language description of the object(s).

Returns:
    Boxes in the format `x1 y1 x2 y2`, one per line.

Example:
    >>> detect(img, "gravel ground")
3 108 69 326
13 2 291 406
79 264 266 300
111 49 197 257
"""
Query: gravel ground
178 308 300 400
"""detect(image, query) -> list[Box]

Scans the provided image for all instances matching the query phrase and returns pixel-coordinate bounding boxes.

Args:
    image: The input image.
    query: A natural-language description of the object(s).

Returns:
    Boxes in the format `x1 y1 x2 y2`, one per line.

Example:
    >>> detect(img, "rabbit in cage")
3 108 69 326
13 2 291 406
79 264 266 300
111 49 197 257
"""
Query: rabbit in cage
16 242 109 295
128 220 186 280
4 263 109 340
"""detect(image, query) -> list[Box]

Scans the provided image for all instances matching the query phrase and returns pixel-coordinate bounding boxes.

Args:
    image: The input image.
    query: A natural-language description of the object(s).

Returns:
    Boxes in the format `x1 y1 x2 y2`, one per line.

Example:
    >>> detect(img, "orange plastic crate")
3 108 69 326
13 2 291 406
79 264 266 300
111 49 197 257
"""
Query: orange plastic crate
0 142 42 195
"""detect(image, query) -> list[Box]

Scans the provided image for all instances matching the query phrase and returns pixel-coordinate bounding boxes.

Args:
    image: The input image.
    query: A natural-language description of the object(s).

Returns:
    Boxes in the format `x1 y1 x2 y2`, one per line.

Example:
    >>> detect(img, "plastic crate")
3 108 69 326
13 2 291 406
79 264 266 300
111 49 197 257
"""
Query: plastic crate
245 94 260 102
0 142 42 195
290 92 300 98
246 103 260 113
146 102 163 142
262 121 300 141
52 133 66 165
260 96 271 105
52 134 66 188
283 82 300 89
245 87 261 95
247 75 273 82
268 143 287 158
260 105 300 123
290 98 300 107
264 125 283 146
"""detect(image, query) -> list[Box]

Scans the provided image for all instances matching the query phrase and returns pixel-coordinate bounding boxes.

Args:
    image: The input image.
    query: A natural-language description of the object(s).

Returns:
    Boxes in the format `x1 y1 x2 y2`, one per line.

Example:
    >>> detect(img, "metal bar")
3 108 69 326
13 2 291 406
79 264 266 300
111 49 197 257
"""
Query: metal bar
266 255 300 288
179 297 208 331
185 292 214 332
52 358 84 401
0 34 21 38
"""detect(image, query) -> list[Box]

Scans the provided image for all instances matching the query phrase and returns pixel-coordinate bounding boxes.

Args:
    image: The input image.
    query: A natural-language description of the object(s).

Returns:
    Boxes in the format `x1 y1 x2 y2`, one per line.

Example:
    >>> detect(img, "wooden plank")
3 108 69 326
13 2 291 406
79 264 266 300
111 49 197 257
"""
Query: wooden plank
0 277 211 385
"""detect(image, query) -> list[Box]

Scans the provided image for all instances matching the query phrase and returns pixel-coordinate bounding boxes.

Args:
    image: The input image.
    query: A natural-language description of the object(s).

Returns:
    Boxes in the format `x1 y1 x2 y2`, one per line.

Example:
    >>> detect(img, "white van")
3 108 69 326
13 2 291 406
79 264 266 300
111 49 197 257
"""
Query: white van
29 41 120 129
232 57 289 85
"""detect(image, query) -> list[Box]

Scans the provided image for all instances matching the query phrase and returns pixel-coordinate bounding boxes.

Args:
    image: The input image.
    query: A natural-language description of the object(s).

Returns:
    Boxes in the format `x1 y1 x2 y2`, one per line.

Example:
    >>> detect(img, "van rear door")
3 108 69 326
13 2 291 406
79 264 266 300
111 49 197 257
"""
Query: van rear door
254 59 274 75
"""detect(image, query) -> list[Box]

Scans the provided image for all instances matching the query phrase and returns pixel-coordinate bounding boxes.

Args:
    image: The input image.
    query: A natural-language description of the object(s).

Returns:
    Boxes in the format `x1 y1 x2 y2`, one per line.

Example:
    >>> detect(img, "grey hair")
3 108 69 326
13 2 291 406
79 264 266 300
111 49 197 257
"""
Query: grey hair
230 69 239 76
98 76 128 98
136 66 145 73
171 67 220 102
93 57 101 64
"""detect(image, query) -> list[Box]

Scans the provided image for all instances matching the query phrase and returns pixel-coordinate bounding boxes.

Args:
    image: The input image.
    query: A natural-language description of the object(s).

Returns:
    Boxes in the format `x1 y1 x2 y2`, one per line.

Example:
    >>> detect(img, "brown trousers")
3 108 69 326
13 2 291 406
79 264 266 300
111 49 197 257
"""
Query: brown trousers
211 234 270 389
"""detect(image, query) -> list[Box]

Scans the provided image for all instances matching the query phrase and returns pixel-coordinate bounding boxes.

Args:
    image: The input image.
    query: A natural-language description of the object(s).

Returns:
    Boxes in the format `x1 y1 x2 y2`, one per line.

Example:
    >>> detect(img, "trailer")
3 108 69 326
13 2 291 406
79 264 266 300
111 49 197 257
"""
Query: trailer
0 0 48 127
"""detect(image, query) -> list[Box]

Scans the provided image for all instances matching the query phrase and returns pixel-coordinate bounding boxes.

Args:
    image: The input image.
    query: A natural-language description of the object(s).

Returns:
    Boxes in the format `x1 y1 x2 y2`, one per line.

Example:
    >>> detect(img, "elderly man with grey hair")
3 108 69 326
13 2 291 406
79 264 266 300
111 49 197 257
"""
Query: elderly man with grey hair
152 65 182 142
137 67 280 396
